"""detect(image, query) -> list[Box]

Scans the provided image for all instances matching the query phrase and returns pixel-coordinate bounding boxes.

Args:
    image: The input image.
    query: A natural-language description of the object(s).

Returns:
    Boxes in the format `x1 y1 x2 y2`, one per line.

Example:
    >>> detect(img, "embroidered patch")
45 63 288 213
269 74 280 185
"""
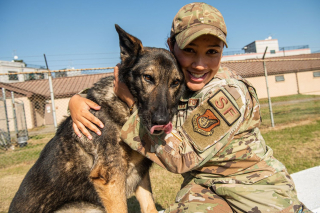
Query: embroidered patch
178 103 187 110
188 98 199 107
192 109 220 136
208 90 241 126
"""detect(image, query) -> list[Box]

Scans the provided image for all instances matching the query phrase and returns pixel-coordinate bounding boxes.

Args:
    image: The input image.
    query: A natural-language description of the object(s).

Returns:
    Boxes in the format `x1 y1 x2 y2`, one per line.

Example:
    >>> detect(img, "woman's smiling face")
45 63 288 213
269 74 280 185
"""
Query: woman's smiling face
173 35 224 91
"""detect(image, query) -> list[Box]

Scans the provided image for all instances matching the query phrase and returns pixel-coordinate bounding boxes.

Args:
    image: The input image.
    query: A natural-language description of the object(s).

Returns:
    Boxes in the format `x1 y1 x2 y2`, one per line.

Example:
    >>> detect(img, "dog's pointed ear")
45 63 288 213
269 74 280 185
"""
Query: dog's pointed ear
115 24 143 63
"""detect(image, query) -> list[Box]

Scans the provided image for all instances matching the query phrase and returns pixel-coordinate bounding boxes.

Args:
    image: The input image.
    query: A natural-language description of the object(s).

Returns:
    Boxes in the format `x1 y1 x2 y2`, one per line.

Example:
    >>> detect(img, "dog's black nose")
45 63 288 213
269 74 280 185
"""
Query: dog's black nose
151 113 170 126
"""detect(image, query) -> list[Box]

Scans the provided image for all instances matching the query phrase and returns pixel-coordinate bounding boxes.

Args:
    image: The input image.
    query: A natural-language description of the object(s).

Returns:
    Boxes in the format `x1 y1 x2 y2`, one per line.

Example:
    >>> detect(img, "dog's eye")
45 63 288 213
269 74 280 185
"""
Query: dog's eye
171 80 180 88
143 75 153 83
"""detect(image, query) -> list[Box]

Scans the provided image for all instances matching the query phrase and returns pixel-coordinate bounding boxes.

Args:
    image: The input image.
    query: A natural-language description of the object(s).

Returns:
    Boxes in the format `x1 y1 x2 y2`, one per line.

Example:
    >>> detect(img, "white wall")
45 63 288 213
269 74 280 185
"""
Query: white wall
246 71 319 99
222 48 311 62
0 60 47 83
255 39 279 53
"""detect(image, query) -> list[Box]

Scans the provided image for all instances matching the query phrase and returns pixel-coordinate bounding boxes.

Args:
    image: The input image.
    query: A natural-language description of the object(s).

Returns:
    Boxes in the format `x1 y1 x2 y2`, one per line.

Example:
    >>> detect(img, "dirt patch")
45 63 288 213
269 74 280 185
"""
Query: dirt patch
0 163 34 212
0 174 25 212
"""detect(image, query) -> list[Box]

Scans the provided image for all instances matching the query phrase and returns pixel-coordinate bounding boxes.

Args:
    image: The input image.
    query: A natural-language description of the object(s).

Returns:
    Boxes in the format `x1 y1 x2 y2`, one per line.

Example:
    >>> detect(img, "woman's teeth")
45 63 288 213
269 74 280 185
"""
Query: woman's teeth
191 72 205 78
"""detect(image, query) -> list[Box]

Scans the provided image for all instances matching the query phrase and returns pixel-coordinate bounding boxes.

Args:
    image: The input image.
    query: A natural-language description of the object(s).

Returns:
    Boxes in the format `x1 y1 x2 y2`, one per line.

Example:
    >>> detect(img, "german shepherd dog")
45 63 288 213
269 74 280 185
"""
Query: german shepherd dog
9 25 184 213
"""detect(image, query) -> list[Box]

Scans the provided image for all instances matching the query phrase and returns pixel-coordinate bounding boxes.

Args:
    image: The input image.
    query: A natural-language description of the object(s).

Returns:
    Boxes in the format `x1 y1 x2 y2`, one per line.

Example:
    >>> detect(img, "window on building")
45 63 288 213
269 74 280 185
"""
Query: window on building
313 71 320 77
270 50 276 54
25 73 45 81
275 75 285 82
8 71 18 80
55 71 67 78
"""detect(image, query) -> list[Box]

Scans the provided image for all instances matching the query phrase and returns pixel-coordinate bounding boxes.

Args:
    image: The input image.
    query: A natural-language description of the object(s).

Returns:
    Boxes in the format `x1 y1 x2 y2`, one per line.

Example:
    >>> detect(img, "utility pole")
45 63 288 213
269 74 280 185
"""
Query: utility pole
280 47 285 56
44 54 58 131
262 47 275 127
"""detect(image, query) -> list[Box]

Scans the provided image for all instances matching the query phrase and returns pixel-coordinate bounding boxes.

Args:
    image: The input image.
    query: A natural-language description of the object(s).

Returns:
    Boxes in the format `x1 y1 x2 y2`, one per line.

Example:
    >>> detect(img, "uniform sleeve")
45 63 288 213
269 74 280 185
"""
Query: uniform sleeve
121 86 246 174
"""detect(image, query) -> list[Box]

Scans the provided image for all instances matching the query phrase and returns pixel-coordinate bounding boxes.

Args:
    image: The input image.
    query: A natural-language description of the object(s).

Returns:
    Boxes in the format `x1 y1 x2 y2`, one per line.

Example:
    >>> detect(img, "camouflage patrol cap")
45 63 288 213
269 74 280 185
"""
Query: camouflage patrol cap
171 2 228 49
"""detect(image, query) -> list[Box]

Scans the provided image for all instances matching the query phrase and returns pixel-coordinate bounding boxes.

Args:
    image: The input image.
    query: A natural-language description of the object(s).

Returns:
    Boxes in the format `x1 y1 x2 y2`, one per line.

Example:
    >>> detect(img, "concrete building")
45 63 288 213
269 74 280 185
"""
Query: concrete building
222 38 311 61
244 37 279 54
223 53 320 98
0 72 112 130
0 60 80 83
0 60 49 83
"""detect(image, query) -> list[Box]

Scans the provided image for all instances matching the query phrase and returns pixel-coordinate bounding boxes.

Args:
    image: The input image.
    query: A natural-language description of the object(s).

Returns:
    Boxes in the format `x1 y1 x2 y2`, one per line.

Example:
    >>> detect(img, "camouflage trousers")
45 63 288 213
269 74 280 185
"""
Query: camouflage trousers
164 172 312 213
164 180 233 213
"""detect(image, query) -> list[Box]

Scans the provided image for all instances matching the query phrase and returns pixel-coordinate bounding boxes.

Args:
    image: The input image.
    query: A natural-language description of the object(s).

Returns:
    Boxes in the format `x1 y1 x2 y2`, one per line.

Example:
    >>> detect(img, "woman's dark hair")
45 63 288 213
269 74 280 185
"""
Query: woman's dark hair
166 36 176 52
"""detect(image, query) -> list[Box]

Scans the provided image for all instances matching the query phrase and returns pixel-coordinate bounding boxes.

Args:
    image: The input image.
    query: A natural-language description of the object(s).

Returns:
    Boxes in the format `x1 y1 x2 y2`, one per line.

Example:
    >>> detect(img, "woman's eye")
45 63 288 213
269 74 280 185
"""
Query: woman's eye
183 48 195 53
207 49 218 54
143 75 153 83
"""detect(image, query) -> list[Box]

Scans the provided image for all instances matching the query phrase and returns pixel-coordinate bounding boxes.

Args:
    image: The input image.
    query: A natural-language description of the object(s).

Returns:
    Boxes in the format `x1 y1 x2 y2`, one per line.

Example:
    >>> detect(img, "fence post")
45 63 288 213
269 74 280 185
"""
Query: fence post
11 91 19 142
1 88 11 143
48 72 58 131
295 71 300 94
44 54 58 131
21 101 29 140
262 47 275 127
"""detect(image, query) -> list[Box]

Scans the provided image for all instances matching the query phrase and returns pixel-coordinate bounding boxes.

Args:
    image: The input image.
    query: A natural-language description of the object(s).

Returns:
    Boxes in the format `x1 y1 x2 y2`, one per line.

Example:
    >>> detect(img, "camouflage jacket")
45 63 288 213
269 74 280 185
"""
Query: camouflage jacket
121 67 286 187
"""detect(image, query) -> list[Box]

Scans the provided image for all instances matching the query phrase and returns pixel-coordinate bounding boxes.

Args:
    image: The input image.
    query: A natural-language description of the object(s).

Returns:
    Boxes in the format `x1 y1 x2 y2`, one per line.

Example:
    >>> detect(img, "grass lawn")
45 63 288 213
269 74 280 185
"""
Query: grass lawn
262 119 320 173
0 94 319 212
259 94 320 128
0 133 55 170
259 94 320 105
0 133 54 213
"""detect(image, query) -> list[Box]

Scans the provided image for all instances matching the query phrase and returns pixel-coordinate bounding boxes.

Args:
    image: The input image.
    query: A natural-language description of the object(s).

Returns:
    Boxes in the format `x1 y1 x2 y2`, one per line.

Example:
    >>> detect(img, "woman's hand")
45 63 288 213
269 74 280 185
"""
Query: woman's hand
69 64 134 139
113 64 135 108
69 94 104 139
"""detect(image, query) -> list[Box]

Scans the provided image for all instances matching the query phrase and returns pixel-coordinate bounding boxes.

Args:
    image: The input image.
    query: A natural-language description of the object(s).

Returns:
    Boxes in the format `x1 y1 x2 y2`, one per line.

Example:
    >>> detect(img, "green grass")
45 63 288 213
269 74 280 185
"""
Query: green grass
260 95 320 128
0 133 53 169
259 94 319 105
29 134 45 140
263 120 320 173
128 165 183 212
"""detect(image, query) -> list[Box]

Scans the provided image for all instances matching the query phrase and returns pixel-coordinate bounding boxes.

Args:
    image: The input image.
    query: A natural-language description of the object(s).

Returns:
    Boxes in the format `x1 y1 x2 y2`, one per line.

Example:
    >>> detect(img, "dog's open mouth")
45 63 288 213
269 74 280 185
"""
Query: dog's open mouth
150 122 172 135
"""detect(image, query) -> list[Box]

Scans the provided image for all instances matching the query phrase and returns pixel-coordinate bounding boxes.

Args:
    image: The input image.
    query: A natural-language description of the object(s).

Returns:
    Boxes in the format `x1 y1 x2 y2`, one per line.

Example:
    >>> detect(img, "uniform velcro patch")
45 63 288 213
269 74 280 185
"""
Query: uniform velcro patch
208 90 241 126
181 89 242 152
188 98 199 107
178 103 187 110
192 109 220 136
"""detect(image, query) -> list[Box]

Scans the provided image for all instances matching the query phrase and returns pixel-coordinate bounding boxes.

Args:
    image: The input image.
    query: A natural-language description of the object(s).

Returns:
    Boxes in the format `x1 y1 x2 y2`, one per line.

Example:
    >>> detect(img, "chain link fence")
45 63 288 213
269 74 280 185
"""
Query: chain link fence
0 57 319 145
0 94 11 150
0 89 29 149
0 68 113 147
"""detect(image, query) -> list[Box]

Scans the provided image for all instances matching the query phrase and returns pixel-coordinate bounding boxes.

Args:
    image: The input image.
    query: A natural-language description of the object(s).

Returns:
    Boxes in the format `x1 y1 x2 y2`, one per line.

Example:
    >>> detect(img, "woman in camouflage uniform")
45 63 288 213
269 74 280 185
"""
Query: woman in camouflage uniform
69 3 310 213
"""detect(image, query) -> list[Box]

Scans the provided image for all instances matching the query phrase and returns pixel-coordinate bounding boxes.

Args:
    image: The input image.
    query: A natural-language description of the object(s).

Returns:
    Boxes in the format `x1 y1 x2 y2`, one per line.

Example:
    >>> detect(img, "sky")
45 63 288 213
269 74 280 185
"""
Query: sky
0 0 319 71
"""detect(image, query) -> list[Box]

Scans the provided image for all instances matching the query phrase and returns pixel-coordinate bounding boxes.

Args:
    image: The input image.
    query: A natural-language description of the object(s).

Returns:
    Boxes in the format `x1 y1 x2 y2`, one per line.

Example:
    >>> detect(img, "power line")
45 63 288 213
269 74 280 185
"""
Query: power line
25 57 119 63
48 62 119 67
0 52 120 59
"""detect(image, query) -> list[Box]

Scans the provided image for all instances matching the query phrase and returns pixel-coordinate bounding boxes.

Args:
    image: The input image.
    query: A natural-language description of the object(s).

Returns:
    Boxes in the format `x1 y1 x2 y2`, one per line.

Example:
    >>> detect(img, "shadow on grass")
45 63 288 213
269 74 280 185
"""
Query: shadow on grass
128 196 164 213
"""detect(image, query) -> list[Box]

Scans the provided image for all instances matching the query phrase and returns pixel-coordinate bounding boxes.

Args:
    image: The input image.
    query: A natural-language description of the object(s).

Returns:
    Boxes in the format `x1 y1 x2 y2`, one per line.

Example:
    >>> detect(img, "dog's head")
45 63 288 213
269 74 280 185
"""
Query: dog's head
115 24 185 134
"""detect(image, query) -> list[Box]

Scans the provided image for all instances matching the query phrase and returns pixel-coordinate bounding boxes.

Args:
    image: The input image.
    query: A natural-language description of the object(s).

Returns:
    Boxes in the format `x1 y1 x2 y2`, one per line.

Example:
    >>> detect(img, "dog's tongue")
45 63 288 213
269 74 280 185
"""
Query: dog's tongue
150 122 172 134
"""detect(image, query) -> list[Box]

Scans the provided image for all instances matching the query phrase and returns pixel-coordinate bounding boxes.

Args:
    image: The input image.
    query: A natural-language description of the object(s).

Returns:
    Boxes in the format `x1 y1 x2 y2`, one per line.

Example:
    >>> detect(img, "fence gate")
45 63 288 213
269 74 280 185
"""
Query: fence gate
0 89 29 149
0 91 11 149
14 99 29 146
